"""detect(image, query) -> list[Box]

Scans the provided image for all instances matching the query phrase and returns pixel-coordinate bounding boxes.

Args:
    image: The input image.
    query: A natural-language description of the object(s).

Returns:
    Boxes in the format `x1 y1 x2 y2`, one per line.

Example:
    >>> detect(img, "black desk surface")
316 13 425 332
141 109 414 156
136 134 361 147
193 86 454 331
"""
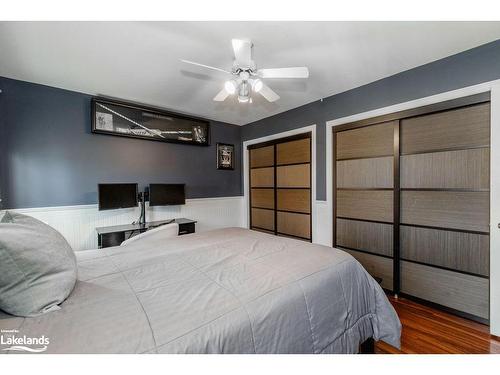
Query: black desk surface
96 218 197 235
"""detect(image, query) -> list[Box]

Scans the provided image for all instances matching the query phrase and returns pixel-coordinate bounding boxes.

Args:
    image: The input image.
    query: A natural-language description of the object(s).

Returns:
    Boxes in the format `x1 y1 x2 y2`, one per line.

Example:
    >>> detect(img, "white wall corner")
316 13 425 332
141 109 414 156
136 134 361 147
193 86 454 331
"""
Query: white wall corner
313 200 332 247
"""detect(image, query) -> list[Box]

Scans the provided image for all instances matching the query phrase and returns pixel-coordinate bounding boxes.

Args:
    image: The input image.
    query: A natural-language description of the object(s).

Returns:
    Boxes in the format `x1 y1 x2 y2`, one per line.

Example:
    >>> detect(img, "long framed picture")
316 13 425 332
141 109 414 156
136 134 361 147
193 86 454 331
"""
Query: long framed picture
91 98 210 146
216 143 235 170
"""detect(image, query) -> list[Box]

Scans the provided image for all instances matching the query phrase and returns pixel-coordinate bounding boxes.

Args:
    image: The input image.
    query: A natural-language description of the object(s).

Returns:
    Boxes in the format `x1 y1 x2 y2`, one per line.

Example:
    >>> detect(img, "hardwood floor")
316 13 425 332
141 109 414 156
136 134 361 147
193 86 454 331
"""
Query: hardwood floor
376 296 500 354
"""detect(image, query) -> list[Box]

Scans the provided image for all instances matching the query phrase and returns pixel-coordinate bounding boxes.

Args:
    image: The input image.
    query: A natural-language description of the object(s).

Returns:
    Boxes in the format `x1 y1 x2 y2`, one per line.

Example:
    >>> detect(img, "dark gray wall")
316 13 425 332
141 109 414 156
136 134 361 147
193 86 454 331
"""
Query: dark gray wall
3 39 500 208
0 77 242 209
242 39 500 200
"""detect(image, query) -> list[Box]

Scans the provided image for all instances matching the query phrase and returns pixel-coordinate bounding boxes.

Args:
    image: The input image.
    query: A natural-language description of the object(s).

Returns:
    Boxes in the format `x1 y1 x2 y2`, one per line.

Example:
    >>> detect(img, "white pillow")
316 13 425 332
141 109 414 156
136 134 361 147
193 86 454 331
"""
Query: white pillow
0 211 77 317
121 222 178 246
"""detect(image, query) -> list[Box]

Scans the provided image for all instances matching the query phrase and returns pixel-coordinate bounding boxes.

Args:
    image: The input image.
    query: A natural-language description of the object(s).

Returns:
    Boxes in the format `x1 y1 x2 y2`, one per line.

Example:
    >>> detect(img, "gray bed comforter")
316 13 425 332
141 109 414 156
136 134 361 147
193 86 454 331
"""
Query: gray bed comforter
0 228 400 353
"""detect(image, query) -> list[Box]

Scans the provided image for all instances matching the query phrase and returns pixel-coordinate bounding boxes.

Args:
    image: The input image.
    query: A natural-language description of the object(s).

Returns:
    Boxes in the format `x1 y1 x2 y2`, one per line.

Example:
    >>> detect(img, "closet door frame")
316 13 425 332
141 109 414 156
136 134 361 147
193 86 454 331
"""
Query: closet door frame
332 92 490 316
243 125 316 239
249 132 312 242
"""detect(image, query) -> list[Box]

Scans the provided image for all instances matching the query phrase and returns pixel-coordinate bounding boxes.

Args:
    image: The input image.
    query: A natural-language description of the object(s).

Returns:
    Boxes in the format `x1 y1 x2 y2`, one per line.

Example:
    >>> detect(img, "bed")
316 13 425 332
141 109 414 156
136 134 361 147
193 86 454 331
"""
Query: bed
0 227 401 353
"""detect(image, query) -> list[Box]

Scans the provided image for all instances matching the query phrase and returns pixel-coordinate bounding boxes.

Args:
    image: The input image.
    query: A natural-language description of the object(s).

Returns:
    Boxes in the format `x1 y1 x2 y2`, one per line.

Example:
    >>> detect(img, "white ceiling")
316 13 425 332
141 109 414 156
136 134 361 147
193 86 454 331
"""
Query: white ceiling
1 22 500 125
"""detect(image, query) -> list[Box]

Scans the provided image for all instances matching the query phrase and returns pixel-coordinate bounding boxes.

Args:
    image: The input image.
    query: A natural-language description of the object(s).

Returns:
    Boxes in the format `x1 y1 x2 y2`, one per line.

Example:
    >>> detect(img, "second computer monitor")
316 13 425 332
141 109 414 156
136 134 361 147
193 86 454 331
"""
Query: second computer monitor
149 184 185 206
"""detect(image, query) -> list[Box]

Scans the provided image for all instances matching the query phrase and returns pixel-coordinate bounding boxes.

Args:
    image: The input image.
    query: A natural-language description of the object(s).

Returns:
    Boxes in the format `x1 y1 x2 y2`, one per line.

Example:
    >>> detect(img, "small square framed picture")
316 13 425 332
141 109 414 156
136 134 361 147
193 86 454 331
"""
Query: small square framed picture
216 143 235 170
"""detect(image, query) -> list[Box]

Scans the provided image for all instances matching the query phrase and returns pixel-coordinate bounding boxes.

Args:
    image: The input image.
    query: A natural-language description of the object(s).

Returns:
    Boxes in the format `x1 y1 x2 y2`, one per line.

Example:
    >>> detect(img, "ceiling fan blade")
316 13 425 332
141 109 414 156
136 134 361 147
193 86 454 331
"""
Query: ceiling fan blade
257 67 309 79
180 59 231 74
258 83 280 102
231 39 252 68
213 88 230 102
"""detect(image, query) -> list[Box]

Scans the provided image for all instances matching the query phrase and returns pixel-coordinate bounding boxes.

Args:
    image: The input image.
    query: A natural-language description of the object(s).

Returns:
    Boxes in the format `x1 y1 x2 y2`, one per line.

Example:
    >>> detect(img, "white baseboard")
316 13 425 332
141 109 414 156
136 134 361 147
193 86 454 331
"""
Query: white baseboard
2 196 245 251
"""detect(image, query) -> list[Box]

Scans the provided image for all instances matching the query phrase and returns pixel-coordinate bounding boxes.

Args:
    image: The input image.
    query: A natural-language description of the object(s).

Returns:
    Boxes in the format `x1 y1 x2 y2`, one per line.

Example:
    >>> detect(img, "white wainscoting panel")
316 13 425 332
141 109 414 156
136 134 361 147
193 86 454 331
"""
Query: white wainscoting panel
313 200 332 247
2 196 244 251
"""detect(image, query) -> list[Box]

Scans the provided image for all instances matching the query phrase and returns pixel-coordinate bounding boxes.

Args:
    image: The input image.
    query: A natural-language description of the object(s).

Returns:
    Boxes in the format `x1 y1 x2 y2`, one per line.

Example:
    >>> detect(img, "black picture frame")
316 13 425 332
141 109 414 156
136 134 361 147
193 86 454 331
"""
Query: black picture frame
216 143 235 170
91 97 210 146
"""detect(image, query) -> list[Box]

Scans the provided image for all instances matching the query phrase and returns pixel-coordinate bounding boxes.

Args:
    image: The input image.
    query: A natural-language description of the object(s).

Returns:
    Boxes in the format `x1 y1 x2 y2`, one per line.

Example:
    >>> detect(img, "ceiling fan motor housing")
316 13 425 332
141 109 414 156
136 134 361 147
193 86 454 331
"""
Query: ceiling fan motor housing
233 60 256 73
238 81 250 102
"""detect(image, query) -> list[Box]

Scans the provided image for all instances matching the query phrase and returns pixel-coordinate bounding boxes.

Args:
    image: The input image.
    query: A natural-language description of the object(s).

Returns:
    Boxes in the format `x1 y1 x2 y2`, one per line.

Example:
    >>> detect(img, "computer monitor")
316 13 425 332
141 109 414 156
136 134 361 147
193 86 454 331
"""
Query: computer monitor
98 183 138 211
149 184 185 206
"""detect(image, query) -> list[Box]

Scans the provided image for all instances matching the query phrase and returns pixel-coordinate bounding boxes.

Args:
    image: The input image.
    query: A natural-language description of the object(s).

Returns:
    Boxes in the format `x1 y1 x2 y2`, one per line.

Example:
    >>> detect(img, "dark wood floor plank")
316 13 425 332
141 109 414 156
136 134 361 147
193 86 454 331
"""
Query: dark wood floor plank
375 296 500 354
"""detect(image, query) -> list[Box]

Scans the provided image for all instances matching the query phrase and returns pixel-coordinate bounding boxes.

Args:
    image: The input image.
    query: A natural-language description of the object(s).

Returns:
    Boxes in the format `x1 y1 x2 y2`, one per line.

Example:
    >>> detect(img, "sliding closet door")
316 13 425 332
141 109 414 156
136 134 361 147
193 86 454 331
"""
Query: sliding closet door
334 122 397 291
333 94 490 323
276 137 311 241
249 133 312 241
249 145 275 234
400 102 490 320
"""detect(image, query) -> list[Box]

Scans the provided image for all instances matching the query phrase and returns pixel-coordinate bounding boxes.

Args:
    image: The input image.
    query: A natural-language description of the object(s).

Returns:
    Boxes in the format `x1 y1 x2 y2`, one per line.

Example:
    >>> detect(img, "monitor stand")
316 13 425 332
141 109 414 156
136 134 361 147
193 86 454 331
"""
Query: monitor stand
138 192 146 225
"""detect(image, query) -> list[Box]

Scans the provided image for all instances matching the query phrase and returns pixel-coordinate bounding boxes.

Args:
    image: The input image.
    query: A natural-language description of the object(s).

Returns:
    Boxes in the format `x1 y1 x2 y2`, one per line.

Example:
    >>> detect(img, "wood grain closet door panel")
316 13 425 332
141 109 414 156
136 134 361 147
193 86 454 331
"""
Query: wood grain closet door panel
250 135 311 242
277 189 310 214
401 191 489 232
343 249 393 291
337 218 393 257
277 212 310 239
251 208 275 231
250 145 274 168
336 121 395 160
401 261 489 319
276 138 310 165
251 189 274 209
277 164 310 188
337 190 393 223
400 226 489 276
337 156 393 188
400 103 490 154
251 167 274 187
401 148 490 189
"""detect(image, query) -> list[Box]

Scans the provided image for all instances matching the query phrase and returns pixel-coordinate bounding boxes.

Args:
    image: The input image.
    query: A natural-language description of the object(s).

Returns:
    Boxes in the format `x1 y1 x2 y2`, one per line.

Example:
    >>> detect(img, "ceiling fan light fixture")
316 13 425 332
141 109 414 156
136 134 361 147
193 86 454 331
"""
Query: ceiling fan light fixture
181 38 309 104
252 79 263 93
224 80 238 95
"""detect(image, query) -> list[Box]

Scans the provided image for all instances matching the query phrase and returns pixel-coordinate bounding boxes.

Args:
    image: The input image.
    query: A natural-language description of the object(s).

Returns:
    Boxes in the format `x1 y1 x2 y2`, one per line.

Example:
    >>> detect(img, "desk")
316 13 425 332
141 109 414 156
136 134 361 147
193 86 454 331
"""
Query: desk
96 218 196 248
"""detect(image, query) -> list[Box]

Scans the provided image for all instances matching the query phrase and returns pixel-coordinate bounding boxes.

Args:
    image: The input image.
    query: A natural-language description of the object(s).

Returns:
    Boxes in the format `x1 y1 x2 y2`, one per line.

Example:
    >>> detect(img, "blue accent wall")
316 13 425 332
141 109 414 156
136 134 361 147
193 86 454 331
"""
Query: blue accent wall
0 77 242 209
242 39 500 200
2 39 500 208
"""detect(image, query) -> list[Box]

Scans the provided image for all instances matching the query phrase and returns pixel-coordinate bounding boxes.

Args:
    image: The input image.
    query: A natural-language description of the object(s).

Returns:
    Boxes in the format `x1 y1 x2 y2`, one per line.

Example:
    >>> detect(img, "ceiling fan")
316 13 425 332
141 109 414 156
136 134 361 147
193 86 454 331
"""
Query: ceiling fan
180 39 309 103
